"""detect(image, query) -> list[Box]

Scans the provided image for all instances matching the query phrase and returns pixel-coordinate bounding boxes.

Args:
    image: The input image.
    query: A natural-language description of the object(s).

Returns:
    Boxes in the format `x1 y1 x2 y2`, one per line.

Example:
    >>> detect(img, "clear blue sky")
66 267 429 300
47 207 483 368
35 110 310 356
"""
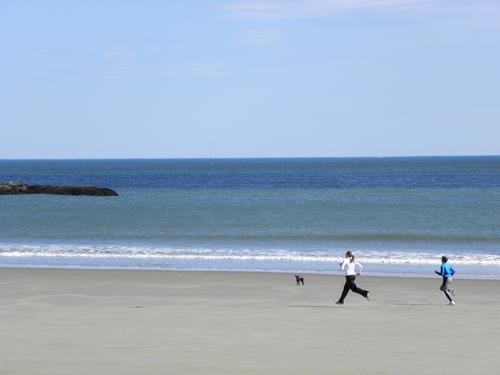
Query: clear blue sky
1 0 499 158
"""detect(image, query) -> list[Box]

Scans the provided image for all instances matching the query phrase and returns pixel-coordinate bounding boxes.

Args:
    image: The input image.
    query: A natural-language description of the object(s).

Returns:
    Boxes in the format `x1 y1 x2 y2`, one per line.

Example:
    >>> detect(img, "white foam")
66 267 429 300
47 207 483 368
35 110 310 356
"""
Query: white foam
1 243 500 266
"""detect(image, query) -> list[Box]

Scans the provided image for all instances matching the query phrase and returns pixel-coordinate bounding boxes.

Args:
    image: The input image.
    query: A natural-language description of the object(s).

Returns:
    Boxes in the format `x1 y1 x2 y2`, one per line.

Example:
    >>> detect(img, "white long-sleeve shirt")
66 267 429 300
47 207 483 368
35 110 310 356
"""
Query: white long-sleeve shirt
340 258 362 276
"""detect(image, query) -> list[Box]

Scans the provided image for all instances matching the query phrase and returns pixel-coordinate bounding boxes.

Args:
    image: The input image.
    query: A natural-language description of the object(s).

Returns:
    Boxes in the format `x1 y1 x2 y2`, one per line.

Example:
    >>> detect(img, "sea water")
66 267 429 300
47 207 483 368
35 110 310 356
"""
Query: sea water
1 157 500 278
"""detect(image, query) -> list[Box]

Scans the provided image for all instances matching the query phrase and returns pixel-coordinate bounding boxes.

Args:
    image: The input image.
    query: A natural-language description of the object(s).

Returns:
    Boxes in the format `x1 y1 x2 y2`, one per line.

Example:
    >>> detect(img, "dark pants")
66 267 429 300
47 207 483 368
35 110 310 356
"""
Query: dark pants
440 277 454 302
338 275 368 303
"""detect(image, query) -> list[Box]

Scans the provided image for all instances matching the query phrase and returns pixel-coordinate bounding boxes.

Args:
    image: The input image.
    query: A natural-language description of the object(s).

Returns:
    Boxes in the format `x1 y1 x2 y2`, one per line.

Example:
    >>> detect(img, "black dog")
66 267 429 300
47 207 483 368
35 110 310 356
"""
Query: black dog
295 274 304 285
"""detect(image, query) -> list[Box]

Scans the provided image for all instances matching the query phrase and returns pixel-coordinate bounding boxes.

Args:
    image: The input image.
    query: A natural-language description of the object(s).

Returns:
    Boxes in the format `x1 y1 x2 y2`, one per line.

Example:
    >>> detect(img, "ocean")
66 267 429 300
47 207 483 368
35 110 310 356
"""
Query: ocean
1 157 500 278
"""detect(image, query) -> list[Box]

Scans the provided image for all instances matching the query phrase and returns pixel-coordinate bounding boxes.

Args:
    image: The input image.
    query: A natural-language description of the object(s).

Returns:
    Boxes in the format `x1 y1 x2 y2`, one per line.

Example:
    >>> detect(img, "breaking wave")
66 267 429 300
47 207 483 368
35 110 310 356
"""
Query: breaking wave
1 243 500 266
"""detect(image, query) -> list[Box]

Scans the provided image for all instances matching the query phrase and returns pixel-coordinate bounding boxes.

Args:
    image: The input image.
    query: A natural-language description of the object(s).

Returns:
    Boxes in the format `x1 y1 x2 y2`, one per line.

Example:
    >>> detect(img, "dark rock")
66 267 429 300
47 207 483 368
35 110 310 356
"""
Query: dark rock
0 183 118 196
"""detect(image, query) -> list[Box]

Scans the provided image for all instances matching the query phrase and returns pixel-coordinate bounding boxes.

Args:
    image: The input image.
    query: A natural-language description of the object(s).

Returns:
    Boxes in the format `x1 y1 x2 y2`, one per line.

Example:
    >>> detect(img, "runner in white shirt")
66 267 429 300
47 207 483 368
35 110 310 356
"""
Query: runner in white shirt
336 251 370 304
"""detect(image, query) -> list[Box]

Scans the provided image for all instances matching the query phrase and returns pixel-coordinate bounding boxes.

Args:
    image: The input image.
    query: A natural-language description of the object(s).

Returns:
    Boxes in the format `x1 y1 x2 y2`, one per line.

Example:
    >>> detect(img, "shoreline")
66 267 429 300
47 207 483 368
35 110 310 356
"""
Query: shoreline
1 267 500 374
2 241 500 280
1 263 500 280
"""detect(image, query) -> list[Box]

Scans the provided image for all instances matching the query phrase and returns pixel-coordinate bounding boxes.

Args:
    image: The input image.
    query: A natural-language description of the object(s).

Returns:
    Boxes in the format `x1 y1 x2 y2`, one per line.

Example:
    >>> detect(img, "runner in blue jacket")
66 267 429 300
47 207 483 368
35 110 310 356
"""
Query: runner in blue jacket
435 256 455 305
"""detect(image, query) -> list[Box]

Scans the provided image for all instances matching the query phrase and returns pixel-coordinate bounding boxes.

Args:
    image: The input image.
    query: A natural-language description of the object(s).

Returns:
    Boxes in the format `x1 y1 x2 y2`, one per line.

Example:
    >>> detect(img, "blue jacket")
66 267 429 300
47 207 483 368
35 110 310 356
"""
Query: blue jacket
439 263 455 278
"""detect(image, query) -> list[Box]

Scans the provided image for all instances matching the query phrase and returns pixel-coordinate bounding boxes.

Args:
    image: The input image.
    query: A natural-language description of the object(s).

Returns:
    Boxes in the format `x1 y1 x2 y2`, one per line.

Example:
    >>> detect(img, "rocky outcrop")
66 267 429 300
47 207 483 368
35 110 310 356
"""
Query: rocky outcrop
0 183 118 196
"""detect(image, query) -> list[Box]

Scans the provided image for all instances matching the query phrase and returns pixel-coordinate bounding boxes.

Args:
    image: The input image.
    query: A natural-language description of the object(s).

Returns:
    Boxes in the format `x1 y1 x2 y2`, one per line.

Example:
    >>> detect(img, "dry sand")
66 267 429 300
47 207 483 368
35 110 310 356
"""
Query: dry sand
1 268 499 375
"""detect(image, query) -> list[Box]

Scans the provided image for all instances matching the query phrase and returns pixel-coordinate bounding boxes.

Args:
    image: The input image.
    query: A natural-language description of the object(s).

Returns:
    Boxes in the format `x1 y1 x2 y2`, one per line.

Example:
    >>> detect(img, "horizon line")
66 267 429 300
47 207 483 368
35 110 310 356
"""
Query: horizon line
1 154 500 161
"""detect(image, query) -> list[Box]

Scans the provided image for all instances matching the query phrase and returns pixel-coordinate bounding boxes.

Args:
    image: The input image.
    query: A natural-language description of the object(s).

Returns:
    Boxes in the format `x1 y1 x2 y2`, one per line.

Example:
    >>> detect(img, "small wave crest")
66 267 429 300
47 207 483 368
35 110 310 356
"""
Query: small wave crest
1 243 500 266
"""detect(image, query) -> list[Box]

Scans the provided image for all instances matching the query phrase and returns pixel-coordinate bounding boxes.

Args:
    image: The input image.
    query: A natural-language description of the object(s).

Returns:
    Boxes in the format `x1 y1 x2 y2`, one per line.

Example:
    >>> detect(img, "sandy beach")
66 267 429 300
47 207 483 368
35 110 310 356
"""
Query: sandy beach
1 268 499 375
